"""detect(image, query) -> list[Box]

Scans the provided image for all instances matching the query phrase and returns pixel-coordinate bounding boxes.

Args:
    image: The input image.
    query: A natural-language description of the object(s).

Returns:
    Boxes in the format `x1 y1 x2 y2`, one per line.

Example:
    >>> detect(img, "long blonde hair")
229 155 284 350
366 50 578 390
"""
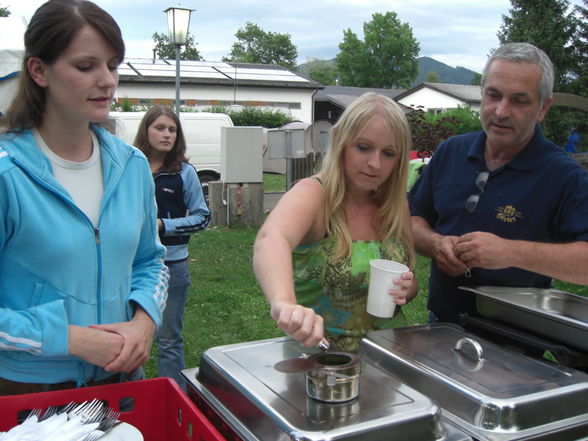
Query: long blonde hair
319 92 414 267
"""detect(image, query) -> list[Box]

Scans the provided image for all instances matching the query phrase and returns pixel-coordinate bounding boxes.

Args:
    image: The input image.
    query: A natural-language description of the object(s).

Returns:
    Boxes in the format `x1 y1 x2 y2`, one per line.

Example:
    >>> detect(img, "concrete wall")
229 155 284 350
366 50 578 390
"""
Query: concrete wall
209 181 264 227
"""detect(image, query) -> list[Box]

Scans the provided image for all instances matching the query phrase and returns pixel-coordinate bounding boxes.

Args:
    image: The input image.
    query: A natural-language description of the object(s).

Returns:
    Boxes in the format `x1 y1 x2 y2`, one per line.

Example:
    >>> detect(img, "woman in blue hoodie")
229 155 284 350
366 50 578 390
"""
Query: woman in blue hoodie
134 105 210 389
0 0 168 395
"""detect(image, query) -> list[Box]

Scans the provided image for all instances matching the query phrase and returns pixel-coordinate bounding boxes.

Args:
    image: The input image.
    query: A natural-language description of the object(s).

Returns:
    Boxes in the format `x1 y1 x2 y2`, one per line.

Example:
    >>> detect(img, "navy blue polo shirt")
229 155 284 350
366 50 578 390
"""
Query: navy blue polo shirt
408 126 588 323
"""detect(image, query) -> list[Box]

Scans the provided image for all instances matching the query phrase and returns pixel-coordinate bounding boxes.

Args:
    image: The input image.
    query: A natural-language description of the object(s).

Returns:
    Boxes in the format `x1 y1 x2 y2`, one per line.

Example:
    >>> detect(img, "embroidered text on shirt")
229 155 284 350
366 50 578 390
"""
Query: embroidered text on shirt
495 205 523 223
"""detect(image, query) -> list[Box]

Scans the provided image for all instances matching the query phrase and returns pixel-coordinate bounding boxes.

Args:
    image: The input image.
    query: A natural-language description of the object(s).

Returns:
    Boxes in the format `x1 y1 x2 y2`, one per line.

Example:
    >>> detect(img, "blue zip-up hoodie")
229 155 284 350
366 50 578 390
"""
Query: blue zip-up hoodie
0 126 169 385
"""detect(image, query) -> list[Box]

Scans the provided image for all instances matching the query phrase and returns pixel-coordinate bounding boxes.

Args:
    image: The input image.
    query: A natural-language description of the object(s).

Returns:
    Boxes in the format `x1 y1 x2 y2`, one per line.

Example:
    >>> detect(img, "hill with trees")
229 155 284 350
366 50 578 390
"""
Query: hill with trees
414 57 479 86
296 56 480 87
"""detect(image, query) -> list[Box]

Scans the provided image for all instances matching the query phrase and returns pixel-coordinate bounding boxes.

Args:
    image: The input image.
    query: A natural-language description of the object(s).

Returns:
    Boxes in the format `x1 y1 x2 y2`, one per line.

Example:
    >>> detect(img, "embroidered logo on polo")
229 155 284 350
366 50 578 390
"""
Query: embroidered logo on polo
495 205 523 223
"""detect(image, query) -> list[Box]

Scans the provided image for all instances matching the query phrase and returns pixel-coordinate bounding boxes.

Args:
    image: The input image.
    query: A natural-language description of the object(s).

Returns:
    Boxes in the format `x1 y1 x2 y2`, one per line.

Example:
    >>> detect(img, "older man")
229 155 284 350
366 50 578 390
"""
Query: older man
408 42 588 324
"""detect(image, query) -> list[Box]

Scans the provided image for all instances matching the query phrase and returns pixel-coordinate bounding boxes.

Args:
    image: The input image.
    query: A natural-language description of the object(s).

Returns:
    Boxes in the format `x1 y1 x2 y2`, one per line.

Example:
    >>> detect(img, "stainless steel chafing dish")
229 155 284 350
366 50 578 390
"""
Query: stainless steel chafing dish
460 286 588 353
361 323 588 441
182 336 471 441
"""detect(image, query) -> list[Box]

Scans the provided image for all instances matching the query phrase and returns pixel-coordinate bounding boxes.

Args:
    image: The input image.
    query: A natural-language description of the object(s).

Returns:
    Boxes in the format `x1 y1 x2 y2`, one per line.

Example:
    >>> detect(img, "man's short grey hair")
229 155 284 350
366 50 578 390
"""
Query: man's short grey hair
481 42 554 104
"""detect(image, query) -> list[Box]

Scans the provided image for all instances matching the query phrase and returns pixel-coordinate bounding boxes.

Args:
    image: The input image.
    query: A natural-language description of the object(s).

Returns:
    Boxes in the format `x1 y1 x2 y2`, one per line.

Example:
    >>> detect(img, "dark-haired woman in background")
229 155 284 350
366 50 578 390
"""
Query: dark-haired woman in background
0 0 169 395
134 105 210 389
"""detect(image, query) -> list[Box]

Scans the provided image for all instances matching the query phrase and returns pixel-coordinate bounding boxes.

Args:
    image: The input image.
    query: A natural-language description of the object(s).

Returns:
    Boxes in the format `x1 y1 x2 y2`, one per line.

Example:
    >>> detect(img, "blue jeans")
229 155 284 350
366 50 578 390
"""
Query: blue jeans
156 260 191 390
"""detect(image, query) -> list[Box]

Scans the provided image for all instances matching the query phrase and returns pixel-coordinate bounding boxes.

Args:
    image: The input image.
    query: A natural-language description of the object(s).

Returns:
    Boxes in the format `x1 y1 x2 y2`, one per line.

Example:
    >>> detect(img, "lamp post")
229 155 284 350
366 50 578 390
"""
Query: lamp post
164 6 193 115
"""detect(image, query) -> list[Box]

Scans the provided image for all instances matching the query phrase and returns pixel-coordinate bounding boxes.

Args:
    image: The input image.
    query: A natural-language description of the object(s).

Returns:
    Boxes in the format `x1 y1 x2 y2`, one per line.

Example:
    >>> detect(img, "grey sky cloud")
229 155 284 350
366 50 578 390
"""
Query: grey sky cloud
5 0 583 73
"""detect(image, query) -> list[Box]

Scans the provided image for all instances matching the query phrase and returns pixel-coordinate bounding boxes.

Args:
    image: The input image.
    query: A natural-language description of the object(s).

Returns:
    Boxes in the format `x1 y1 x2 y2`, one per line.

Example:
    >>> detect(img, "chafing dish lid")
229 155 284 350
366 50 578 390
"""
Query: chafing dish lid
190 337 456 441
363 324 588 433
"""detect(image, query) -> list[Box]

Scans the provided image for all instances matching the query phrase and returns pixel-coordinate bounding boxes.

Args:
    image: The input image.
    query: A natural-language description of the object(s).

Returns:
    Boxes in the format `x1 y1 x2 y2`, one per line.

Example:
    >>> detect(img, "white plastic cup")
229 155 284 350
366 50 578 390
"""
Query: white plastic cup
366 259 409 318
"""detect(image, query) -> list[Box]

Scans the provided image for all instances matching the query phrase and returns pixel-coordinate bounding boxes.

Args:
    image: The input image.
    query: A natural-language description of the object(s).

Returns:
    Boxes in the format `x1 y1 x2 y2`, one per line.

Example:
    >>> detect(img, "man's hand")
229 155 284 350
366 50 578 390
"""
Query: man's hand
455 231 512 270
434 235 469 276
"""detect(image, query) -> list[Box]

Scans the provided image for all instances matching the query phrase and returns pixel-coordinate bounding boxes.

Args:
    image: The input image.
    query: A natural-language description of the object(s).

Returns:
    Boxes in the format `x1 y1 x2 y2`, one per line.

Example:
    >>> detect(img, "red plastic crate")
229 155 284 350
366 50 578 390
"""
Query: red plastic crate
0 377 226 441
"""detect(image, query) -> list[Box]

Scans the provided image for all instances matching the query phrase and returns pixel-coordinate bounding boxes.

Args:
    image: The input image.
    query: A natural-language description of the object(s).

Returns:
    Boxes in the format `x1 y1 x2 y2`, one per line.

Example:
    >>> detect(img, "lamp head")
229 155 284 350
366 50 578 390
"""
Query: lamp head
164 6 193 46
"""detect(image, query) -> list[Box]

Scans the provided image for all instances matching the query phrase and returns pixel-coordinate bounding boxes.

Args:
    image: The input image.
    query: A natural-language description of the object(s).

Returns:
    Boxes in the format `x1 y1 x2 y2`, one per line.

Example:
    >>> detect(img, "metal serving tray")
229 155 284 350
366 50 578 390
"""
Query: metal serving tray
183 336 471 441
362 324 588 441
460 286 588 352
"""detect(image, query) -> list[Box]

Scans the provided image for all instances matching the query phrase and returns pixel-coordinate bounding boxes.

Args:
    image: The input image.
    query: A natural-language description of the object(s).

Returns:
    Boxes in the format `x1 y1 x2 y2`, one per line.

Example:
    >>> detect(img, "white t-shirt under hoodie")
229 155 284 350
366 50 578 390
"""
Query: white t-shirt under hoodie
34 129 103 227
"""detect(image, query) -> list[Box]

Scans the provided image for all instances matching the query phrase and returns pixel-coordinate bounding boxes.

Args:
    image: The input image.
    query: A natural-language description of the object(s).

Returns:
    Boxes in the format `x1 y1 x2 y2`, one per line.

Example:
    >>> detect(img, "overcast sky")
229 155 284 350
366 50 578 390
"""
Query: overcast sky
3 0 584 73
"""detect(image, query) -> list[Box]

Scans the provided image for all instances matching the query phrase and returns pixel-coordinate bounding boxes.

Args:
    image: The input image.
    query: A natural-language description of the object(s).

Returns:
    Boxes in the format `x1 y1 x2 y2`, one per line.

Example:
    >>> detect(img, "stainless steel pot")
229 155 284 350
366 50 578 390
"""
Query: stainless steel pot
304 352 360 403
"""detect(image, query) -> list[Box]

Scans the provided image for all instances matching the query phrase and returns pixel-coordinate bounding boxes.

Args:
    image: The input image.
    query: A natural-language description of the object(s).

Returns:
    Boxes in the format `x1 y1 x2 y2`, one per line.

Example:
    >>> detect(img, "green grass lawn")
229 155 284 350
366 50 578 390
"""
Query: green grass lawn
263 172 286 192
144 193 588 378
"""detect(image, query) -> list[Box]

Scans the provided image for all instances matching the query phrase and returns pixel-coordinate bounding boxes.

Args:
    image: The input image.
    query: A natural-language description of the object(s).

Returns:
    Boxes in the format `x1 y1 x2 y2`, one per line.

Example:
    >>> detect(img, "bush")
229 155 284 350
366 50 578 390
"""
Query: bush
406 106 481 156
207 106 295 128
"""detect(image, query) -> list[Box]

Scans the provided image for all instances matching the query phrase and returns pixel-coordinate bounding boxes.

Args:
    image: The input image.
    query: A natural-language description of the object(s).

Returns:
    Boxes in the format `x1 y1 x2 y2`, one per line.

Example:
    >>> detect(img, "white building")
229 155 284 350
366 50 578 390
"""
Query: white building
116 59 322 122
395 82 482 113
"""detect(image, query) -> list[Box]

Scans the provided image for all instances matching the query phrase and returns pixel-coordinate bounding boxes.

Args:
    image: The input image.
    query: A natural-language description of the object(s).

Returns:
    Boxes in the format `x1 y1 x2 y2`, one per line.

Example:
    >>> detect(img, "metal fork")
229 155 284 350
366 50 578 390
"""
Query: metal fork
97 407 120 432
23 408 43 421
80 430 105 441
39 405 62 421
78 400 107 425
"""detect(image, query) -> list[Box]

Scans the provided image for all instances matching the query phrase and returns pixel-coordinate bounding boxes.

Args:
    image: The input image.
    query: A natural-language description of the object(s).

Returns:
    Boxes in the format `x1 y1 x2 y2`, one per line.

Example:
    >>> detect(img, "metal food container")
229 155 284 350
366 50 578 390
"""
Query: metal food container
182 336 471 441
460 286 588 353
361 323 588 441
304 352 361 403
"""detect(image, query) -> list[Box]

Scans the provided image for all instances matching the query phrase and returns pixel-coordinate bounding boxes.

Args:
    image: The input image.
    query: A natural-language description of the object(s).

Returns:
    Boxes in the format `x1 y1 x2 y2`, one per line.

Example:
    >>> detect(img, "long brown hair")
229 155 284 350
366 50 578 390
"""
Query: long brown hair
133 105 188 172
319 92 414 267
0 0 125 132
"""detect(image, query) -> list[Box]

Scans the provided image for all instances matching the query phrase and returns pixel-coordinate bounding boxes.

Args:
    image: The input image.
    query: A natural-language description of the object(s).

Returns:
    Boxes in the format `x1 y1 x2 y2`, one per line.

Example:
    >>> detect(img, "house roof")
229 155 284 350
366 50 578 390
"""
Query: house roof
315 85 406 108
552 92 588 112
119 58 323 90
395 83 588 112
395 82 482 104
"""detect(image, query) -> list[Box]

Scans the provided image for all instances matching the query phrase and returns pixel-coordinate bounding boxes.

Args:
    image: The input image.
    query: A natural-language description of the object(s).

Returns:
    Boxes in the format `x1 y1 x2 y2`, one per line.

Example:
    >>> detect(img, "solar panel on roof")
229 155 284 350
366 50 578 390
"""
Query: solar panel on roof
121 59 311 84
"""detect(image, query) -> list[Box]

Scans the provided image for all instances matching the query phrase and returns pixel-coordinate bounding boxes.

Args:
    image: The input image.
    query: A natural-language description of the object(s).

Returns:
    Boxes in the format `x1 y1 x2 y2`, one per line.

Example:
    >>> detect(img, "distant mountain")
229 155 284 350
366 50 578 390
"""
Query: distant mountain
415 56 479 86
296 56 480 87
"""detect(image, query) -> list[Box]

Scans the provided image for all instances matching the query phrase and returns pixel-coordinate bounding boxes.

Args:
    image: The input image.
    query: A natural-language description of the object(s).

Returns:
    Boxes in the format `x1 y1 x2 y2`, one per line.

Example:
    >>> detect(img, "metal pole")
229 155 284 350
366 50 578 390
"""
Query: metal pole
175 44 181 115
285 130 293 190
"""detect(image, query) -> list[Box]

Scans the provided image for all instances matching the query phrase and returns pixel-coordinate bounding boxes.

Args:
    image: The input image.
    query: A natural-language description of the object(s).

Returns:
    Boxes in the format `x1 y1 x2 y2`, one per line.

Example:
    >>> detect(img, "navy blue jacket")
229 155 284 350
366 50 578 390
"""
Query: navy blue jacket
154 162 210 263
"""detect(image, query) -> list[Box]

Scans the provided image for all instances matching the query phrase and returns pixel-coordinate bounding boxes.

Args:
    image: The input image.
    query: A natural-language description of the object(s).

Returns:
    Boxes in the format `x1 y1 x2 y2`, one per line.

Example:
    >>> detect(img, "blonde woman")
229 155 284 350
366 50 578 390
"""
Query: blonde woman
253 92 417 352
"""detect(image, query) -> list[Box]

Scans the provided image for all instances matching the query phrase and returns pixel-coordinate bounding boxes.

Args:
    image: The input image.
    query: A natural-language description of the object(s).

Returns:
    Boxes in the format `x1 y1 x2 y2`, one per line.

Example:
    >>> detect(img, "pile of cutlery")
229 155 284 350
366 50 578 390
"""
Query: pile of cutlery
0 399 121 441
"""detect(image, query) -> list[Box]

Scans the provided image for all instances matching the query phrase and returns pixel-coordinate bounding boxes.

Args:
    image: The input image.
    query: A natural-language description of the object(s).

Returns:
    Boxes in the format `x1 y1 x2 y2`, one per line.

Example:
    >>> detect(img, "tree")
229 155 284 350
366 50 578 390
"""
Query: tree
0 4 10 16
223 22 298 70
497 0 577 91
302 58 337 85
406 106 482 156
498 0 587 148
470 72 482 85
572 0 587 96
335 12 419 89
425 71 441 83
152 32 202 61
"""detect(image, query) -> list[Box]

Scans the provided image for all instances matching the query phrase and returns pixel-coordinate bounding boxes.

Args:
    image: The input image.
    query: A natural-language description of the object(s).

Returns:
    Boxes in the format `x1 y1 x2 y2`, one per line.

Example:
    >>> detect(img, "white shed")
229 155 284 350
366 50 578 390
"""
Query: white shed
395 83 482 113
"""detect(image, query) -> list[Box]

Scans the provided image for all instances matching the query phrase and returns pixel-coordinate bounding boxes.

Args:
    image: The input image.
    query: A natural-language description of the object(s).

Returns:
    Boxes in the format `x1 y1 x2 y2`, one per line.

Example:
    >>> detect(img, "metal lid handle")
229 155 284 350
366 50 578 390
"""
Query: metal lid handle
454 337 484 361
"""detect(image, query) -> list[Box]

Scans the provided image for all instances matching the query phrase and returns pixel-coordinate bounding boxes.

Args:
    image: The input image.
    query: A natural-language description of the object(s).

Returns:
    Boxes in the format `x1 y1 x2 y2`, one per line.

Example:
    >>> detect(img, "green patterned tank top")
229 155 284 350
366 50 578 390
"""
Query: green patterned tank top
292 235 408 352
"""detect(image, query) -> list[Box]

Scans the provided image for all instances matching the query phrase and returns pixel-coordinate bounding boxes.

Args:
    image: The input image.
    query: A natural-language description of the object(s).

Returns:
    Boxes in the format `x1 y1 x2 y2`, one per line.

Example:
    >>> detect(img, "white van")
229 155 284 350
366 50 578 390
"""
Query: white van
102 111 234 193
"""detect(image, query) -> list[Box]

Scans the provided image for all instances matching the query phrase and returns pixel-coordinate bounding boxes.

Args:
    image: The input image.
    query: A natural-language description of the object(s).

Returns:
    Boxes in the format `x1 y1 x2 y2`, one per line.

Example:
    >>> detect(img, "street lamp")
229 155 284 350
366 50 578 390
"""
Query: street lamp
164 6 193 114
